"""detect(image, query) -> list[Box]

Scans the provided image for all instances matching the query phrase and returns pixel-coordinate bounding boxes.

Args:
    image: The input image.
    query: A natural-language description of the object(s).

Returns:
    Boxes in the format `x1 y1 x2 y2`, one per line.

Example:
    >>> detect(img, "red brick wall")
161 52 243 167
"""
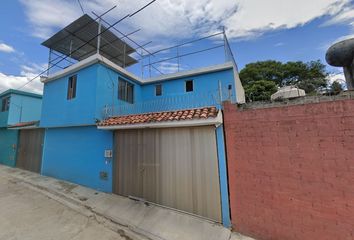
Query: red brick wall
223 100 354 240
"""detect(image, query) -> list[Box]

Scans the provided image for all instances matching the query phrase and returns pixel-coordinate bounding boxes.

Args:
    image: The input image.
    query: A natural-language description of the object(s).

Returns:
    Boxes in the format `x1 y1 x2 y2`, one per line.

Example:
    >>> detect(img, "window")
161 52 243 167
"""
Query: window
155 84 162 96
118 77 134 103
185 80 193 92
67 75 77 100
1 96 10 112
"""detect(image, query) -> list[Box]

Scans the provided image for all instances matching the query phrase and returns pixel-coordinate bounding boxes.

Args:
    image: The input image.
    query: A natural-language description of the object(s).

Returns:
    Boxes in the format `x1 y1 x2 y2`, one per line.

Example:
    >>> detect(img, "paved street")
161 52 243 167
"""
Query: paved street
0 174 128 240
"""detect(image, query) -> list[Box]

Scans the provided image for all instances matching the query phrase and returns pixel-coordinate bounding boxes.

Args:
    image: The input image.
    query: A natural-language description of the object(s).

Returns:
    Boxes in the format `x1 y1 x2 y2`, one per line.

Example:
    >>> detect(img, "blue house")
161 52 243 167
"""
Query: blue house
0 89 42 167
39 14 245 227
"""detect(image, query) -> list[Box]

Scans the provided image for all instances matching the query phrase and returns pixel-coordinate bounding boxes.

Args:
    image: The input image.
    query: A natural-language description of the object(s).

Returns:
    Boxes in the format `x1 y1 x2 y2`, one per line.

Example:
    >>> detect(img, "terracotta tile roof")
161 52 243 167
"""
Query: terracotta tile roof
98 107 218 127
8 121 40 129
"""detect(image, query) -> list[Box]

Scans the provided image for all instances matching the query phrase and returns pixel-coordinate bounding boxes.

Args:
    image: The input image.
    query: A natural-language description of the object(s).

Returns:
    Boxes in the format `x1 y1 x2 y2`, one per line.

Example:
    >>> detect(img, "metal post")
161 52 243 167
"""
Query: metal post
123 43 126 68
19 105 23 123
47 48 52 76
218 80 223 105
149 55 151 78
141 50 144 78
97 19 102 54
223 27 228 62
69 39 73 58
177 46 180 72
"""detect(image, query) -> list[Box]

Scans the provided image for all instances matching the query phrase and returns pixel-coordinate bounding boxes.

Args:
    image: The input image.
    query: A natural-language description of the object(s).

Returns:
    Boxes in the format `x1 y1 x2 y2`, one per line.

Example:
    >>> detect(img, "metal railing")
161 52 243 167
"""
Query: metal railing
139 29 239 78
102 88 234 119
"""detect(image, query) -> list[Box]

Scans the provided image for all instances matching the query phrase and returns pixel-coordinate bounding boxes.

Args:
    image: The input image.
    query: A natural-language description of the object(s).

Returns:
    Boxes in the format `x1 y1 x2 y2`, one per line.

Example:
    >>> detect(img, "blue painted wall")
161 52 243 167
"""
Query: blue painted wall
41 63 237 126
41 126 113 192
0 89 42 167
40 63 142 127
0 90 42 126
40 64 99 127
142 69 236 103
95 64 143 119
8 94 42 125
0 128 18 167
0 111 9 127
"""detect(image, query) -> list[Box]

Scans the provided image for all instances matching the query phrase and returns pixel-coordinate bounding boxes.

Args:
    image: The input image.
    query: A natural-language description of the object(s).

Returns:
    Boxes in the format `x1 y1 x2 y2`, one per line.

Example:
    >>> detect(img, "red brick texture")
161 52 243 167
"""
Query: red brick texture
223 100 354 240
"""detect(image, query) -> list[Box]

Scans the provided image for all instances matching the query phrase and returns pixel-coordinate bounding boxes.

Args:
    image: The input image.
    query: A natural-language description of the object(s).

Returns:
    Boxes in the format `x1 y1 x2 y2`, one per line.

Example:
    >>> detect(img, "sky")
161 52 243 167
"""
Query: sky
0 0 353 93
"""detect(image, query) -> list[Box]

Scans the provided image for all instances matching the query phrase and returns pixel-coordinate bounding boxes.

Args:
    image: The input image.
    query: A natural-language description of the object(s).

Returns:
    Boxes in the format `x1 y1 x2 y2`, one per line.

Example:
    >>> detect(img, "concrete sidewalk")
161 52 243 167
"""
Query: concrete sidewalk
0 166 254 240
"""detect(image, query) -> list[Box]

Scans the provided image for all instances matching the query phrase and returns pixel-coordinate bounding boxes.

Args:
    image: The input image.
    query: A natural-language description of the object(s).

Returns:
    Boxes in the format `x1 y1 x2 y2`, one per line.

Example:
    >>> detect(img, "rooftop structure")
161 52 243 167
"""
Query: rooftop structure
41 10 238 81
42 14 137 75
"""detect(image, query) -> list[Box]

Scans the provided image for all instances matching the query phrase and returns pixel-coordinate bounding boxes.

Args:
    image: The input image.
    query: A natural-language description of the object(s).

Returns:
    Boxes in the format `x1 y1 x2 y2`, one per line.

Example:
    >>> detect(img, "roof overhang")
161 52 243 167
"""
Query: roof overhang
7 121 40 130
41 53 141 83
42 14 137 68
97 110 223 130
0 89 42 99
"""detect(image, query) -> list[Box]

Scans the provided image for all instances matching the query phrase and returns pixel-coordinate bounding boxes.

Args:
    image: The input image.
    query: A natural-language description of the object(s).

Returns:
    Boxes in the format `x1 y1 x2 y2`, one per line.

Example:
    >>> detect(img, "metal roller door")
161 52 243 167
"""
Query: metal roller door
113 126 222 222
16 129 44 173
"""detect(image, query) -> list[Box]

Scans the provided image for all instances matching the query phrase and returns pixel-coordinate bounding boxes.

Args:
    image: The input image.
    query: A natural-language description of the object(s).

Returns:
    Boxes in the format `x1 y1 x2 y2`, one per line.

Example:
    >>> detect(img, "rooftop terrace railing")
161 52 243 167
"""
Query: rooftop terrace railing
138 29 239 79
102 88 234 119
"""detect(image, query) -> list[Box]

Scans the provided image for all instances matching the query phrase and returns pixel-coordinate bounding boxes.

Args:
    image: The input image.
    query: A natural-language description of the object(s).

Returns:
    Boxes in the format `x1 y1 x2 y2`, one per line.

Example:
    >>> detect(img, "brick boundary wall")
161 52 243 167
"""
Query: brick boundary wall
223 100 354 240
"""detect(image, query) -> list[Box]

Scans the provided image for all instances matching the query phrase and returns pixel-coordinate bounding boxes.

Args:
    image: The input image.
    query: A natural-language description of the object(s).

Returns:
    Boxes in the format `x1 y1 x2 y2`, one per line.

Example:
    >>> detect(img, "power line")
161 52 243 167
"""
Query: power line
17 0 157 90
91 11 157 58
43 6 117 73
143 44 224 67
77 0 85 14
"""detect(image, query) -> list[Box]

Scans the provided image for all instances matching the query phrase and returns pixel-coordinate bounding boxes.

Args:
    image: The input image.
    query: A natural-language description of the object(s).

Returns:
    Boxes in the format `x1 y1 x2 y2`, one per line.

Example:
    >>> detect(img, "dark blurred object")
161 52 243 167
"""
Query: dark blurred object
326 38 354 90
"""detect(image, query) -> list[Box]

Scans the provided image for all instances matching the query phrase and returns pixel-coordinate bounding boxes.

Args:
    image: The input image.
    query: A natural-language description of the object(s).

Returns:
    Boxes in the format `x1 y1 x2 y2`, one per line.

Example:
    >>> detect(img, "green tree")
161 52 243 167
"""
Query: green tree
282 60 328 92
330 81 343 95
240 60 329 101
244 80 278 102
240 60 284 86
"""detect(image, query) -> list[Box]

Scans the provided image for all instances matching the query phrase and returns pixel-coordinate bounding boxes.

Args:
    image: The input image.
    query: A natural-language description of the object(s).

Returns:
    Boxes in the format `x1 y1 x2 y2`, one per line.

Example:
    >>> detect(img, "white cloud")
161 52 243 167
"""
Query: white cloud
157 62 185 74
323 1 354 26
20 0 354 43
0 43 15 53
274 42 284 47
328 72 347 89
0 63 46 94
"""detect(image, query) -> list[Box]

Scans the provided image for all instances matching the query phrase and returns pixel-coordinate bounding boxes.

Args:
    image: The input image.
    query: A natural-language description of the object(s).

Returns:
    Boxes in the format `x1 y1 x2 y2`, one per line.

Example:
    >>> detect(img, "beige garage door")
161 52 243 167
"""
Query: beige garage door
113 126 222 222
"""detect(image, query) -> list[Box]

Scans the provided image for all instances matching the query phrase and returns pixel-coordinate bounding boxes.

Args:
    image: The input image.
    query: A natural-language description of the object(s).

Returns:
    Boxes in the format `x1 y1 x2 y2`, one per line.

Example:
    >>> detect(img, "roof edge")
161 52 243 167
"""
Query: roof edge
41 53 142 84
0 89 42 99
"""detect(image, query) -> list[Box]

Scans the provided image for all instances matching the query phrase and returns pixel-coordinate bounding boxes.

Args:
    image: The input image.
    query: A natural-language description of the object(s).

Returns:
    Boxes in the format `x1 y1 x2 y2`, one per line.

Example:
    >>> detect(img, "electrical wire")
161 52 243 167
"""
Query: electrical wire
77 0 85 14
16 0 157 90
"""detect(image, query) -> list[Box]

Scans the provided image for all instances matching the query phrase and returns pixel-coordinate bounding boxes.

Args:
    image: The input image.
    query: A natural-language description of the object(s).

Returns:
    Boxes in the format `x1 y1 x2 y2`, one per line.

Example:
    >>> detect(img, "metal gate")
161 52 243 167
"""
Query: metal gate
113 126 222 222
0 128 18 167
16 129 44 173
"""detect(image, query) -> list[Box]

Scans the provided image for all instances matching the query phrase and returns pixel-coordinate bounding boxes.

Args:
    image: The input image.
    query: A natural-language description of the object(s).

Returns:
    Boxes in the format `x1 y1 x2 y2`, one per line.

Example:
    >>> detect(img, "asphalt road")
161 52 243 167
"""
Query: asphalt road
0 174 127 240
